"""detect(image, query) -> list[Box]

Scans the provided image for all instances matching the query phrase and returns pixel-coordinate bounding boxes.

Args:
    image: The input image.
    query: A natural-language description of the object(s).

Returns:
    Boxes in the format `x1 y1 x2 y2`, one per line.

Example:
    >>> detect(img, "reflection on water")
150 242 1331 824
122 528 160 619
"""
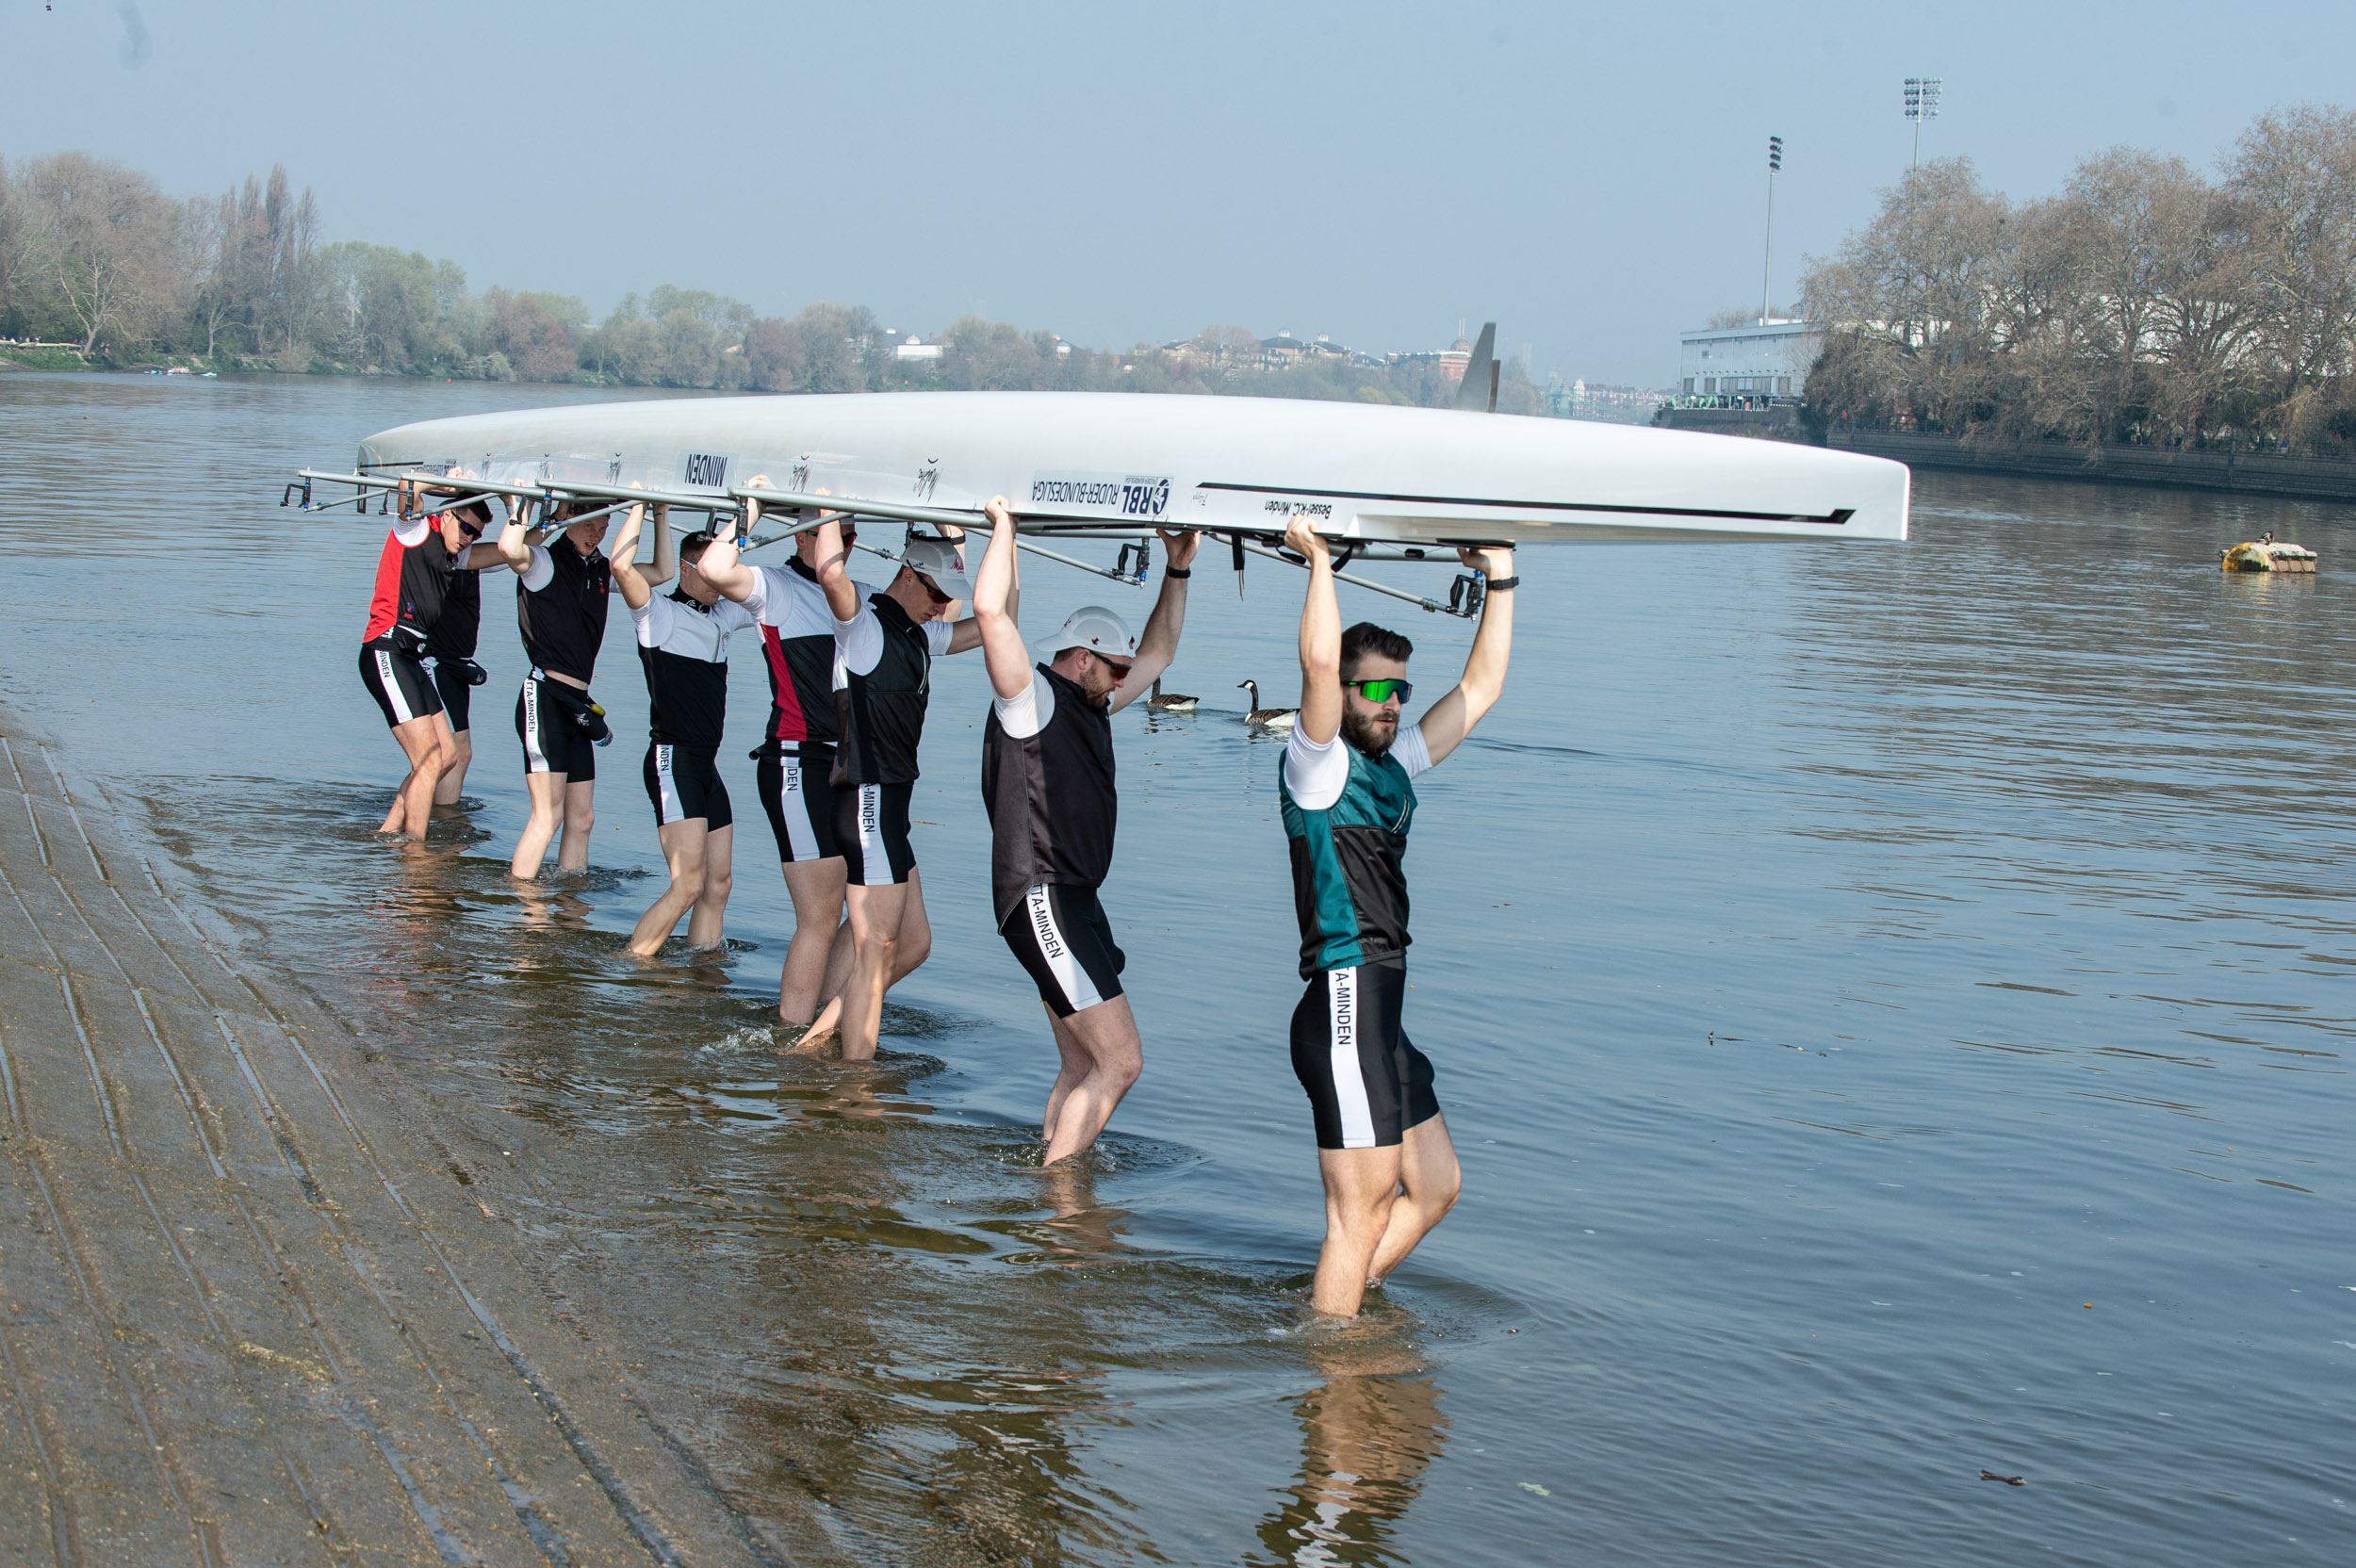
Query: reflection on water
1253 1374 1448 1568
8 373 2356 1564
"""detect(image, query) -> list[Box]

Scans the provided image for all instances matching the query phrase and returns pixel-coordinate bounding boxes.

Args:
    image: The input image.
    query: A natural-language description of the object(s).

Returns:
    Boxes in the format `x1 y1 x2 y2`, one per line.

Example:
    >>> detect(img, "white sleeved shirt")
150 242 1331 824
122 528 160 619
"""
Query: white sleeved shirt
991 669 1056 739
836 601 955 677
1282 719 1435 809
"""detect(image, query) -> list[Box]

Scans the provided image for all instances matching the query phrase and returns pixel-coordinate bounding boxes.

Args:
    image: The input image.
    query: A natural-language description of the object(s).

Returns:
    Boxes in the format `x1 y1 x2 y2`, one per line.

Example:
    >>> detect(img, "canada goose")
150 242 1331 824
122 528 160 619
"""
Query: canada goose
1147 678 1197 712
1237 679 1298 729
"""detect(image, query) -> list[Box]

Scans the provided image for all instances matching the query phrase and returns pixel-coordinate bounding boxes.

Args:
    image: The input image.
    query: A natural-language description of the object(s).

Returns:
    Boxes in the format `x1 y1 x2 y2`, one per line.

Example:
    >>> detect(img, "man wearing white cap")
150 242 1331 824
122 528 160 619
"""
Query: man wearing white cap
971 496 1202 1163
810 513 990 1059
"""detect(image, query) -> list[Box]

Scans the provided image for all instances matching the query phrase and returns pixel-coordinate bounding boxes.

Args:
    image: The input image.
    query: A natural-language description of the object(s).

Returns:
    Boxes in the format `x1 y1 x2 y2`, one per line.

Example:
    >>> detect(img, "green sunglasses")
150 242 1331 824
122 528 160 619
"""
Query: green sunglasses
1345 678 1414 704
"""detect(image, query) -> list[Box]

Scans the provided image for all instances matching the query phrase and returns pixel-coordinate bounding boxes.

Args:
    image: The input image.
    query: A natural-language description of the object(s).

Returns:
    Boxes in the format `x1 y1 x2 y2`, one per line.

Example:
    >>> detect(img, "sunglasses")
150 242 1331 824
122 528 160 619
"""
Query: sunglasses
1345 678 1414 704
913 572 954 605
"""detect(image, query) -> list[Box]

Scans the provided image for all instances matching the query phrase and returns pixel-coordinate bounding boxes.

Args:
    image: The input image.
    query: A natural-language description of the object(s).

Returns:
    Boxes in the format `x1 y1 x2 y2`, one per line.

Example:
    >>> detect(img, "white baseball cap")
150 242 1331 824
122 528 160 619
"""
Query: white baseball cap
1037 606 1138 666
899 536 973 600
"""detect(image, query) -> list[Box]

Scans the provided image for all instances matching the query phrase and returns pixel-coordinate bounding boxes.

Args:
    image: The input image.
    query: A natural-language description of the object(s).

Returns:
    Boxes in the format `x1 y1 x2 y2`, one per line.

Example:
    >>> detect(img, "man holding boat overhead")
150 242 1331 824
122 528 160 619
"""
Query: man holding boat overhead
1276 511 1515 1317
776 508 990 1059
357 479 501 839
971 496 1200 1163
698 485 887 1027
499 496 664 877
609 501 755 955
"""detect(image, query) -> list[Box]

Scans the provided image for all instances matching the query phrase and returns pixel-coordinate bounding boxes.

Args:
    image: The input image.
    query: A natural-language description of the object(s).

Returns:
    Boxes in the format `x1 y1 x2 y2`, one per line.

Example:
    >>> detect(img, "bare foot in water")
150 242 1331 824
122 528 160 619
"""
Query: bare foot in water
783 997 843 1054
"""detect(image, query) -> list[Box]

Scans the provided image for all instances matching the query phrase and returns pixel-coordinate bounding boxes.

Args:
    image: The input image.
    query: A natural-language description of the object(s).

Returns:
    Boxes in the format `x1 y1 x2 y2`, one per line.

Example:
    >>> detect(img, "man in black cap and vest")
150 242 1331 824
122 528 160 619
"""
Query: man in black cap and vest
971 496 1201 1163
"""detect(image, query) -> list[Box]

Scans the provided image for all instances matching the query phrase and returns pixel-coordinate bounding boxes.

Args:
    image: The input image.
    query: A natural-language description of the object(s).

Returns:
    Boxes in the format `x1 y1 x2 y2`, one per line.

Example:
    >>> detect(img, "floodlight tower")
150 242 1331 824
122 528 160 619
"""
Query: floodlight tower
1904 76 1942 168
1760 135 1783 325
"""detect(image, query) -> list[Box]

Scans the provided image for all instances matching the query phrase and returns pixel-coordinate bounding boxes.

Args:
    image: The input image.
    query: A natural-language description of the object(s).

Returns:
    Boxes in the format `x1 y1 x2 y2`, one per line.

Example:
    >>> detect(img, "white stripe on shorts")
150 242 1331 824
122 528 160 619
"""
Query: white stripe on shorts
654 744 682 824
780 760 821 860
854 782 890 886
520 677 548 772
1328 966 1377 1149
375 649 417 725
1025 883 1104 1013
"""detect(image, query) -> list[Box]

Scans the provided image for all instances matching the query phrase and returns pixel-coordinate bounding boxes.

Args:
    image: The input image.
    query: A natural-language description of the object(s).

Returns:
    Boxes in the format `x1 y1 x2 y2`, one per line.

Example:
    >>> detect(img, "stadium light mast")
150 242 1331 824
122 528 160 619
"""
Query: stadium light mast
1904 76 1942 168
1760 135 1783 324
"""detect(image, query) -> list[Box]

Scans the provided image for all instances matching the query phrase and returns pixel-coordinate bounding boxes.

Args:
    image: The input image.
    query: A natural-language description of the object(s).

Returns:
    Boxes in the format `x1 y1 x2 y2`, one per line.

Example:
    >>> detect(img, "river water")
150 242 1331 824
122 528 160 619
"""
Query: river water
2 370 2350 1566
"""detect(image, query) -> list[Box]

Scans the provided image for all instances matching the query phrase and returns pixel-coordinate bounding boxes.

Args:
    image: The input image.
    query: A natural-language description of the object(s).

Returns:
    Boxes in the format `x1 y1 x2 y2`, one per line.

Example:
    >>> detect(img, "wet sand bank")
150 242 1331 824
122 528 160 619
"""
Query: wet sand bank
0 709 812 1566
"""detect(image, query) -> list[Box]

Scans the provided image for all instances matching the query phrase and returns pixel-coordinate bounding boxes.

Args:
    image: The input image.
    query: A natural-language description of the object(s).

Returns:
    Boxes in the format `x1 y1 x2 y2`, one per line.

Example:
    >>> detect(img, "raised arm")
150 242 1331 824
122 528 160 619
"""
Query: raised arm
973 497 1033 700
645 503 676 589
700 480 761 601
635 503 677 591
1410 546 1515 766
1106 528 1201 714
608 502 652 611
496 495 536 576
1290 514 1342 746
941 532 1009 655
815 515 861 623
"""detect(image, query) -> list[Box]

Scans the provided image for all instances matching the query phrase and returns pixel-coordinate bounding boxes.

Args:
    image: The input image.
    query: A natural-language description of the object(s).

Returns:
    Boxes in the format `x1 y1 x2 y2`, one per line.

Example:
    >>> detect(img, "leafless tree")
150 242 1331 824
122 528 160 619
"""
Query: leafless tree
16 152 176 353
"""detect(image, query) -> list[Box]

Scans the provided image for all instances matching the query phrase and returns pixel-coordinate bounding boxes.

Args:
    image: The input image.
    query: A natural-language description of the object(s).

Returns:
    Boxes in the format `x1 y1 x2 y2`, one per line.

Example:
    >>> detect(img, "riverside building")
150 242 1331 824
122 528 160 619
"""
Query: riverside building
1677 319 1824 405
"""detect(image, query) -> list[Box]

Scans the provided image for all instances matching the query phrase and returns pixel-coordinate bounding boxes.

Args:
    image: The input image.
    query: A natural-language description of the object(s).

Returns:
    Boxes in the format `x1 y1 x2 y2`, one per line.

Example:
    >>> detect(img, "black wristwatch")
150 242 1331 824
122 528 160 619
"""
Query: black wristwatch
1484 575 1520 592
1166 566 1191 579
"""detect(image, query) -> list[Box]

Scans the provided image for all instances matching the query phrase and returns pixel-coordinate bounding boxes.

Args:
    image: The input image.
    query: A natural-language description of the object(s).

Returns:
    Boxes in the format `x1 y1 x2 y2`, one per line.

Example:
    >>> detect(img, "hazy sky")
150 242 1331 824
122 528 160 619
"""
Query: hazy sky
8 1 2354 384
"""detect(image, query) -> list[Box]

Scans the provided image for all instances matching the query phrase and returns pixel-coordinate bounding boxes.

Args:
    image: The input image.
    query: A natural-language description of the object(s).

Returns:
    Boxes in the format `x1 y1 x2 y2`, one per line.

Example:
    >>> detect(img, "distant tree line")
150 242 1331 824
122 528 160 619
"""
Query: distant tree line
1801 106 2356 455
0 150 1537 412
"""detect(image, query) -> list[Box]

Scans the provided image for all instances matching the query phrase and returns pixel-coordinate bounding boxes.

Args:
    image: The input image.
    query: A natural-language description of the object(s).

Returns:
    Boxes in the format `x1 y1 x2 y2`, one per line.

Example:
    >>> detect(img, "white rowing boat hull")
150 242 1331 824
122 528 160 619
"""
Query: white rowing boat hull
357 391 1908 547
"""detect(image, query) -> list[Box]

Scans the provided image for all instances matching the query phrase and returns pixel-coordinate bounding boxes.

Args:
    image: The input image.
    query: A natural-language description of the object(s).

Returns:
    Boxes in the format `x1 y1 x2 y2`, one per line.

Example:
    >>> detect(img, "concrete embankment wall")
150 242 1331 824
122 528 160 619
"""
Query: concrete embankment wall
1825 430 2356 505
1652 408 2356 505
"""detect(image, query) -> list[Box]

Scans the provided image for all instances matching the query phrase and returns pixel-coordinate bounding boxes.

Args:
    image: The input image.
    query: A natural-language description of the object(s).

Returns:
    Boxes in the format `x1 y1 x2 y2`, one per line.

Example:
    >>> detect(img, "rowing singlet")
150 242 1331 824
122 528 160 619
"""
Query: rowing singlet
362 514 456 652
516 540 612 683
981 663 1117 923
830 593 953 787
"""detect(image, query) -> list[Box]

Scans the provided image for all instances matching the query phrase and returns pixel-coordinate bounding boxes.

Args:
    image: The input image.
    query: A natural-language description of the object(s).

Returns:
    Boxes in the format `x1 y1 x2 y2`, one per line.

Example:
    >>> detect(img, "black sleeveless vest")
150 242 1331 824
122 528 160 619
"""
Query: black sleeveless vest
830 593 933 786
980 663 1117 923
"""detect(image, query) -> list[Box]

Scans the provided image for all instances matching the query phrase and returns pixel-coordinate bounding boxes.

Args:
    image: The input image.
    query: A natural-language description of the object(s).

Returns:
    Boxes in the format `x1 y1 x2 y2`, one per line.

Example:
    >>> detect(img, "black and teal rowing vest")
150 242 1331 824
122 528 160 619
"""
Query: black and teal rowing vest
1278 743 1416 979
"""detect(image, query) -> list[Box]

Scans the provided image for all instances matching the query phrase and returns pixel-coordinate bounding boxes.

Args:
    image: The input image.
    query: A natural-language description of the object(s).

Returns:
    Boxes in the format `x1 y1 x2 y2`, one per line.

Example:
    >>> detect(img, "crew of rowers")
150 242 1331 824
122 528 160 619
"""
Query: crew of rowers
357 478 1515 1316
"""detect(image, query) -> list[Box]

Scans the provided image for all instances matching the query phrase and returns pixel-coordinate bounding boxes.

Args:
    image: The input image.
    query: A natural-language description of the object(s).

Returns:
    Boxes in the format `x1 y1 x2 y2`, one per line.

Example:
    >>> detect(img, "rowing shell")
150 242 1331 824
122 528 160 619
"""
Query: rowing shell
355 391 1908 547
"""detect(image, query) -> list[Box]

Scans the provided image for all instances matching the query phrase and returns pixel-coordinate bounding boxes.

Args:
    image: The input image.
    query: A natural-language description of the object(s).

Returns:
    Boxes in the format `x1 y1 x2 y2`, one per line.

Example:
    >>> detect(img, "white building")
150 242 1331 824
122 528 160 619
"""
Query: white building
1677 319 1824 401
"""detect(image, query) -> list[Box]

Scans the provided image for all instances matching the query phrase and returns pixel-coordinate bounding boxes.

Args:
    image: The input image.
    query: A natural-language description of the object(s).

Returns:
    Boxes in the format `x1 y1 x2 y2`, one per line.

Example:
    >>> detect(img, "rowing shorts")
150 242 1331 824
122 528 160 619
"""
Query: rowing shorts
833 779 916 887
756 745 842 863
359 643 443 729
431 658 474 732
644 743 733 830
515 675 598 781
1290 962 1438 1151
1000 883 1126 1019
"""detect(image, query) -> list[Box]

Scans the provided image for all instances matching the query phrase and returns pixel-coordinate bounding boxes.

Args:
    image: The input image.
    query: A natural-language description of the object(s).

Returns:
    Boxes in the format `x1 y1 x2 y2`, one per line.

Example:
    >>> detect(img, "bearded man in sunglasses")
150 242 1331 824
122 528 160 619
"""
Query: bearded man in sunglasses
1276 512 1516 1317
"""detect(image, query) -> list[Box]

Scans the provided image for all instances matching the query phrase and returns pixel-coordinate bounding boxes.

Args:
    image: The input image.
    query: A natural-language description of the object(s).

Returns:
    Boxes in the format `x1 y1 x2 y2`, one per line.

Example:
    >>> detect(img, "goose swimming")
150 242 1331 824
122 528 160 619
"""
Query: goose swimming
1147 678 1197 712
1237 679 1298 729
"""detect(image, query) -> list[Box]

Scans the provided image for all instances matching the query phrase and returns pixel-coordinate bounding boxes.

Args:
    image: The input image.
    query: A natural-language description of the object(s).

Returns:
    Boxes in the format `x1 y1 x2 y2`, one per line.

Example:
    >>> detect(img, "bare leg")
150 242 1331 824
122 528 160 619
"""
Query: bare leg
838 881 908 1062
433 727 473 806
556 777 597 871
1040 996 1143 1165
809 866 928 1044
685 824 732 949
511 771 569 878
1039 1004 1089 1143
1312 1146 1405 1318
629 817 711 956
777 857 848 1023
1366 1115 1461 1287
383 713 455 840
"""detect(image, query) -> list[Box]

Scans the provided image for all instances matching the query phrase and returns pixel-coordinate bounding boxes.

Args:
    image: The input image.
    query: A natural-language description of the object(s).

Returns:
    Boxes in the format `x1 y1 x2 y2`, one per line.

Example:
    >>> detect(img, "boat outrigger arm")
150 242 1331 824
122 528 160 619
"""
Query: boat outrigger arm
287 466 1497 619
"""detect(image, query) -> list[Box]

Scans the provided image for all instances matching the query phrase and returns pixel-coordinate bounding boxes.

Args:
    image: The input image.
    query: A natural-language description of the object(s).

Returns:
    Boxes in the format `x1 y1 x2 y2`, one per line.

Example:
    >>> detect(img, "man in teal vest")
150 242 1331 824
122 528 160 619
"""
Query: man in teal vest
1276 512 1517 1316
